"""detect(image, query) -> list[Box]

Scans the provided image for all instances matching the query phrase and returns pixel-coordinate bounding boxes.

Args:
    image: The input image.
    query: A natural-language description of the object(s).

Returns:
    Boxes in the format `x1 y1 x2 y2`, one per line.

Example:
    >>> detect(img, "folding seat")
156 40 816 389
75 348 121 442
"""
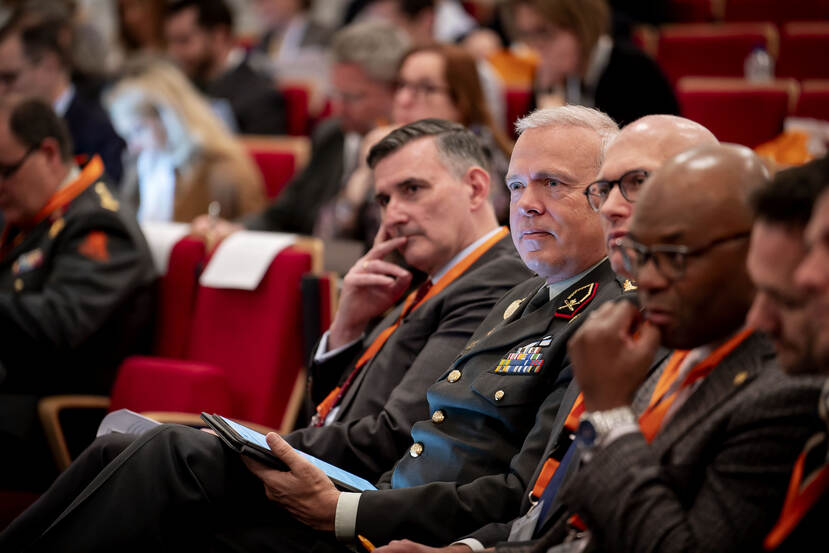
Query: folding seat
278 83 312 136
504 87 533 137
777 23 829 81
723 0 829 24
794 80 829 122
667 0 722 22
241 135 311 199
657 23 778 86
677 77 799 147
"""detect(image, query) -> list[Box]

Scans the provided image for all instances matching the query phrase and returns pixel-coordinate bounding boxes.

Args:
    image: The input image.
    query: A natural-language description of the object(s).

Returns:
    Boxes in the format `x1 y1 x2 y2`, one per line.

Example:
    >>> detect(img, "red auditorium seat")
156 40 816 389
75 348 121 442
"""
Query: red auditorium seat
505 87 533 137
241 135 311 199
795 80 829 122
279 83 312 136
777 23 829 81
668 0 721 22
677 77 799 147
657 23 779 87
723 0 829 24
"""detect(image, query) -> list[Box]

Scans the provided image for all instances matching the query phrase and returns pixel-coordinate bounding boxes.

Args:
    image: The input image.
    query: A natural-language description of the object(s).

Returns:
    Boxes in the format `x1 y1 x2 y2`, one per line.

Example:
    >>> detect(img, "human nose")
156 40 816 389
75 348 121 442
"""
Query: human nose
795 248 829 294
515 183 546 217
382 196 409 227
599 186 631 224
634 253 670 292
746 293 779 336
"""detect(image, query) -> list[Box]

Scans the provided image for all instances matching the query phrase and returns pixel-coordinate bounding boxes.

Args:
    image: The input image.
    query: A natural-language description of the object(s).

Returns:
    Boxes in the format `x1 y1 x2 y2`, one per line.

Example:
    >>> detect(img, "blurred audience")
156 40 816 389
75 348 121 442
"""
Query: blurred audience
164 0 286 135
106 58 264 222
253 0 332 91
0 15 126 182
0 98 156 491
116 0 166 58
509 0 678 126
193 20 408 263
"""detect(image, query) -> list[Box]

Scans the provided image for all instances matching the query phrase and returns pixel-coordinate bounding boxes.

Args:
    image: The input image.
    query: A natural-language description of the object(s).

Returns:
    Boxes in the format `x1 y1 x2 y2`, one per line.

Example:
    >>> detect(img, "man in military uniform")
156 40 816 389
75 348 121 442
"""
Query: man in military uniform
2 106 629 552
0 98 156 491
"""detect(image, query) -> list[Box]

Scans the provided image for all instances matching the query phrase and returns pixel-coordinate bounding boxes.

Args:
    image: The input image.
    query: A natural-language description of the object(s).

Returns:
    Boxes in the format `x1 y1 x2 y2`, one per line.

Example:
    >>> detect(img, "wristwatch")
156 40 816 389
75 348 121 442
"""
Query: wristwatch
577 406 636 447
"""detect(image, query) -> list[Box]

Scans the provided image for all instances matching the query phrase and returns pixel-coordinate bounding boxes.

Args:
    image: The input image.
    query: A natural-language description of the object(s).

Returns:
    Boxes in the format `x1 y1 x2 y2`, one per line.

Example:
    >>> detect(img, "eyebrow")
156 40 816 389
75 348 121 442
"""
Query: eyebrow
505 171 578 185
375 177 430 201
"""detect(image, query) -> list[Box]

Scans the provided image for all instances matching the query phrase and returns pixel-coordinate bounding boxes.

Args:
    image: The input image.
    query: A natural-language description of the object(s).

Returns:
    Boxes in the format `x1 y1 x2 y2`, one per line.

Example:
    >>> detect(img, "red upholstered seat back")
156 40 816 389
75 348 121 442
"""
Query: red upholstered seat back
186 247 312 428
723 0 829 24
154 237 205 358
657 23 778 86
248 147 297 199
505 88 533 137
777 23 829 80
795 81 829 121
280 85 311 136
677 77 797 147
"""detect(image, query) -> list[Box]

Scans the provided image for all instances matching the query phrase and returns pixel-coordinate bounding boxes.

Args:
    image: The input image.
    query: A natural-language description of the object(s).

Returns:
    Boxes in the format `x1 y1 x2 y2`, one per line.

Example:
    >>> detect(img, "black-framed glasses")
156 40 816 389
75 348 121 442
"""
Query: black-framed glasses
617 231 751 280
0 145 37 181
394 79 452 98
583 169 650 212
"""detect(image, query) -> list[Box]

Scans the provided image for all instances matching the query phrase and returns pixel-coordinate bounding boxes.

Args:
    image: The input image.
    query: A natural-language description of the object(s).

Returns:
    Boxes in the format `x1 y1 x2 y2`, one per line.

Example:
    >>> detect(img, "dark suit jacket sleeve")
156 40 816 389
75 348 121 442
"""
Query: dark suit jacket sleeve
305 338 365 406
237 87 286 136
353 364 573 546
287 243 533 481
0 213 151 354
559 375 820 553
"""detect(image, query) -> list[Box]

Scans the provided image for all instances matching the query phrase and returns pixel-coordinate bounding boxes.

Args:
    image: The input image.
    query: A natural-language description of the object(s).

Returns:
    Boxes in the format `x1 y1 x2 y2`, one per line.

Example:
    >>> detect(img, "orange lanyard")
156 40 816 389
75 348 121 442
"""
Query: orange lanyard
531 328 753 498
314 227 509 425
639 328 753 442
0 156 103 259
765 441 829 550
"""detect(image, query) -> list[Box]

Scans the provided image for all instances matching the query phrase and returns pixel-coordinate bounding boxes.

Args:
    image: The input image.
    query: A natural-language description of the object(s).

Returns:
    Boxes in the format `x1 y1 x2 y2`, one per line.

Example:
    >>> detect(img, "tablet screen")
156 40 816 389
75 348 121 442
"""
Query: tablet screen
220 417 377 492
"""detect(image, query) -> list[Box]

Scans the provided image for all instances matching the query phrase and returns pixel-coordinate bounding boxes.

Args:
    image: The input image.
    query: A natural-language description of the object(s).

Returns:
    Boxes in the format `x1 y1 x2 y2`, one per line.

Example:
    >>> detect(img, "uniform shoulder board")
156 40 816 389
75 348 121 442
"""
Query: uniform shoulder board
95 182 120 212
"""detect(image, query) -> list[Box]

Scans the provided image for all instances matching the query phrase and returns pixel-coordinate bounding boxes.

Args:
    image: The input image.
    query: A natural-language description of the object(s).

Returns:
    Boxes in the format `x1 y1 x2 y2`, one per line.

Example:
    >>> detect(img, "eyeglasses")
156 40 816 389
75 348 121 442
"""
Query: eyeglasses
394 79 451 99
0 145 37 181
583 169 650 212
617 231 751 280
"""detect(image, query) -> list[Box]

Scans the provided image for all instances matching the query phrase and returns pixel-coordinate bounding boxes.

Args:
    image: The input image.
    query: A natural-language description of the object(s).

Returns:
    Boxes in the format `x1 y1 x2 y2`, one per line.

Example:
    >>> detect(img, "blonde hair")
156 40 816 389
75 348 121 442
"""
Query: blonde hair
106 56 256 175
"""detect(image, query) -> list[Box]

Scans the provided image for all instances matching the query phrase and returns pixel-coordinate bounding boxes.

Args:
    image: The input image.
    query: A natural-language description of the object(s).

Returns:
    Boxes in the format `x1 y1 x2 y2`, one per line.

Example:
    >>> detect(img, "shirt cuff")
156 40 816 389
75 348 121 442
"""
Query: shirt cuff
452 538 485 551
335 492 362 541
314 331 362 363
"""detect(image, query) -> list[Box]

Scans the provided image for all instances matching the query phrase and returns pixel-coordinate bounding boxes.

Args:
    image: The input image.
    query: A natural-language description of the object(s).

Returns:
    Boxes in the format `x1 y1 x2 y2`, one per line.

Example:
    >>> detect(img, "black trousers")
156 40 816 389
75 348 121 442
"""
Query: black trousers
0 425 349 553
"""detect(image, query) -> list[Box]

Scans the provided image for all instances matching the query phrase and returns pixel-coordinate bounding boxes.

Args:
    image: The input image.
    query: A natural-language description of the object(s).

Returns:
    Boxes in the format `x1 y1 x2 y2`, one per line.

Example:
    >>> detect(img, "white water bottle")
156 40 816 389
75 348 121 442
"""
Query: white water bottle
744 46 774 82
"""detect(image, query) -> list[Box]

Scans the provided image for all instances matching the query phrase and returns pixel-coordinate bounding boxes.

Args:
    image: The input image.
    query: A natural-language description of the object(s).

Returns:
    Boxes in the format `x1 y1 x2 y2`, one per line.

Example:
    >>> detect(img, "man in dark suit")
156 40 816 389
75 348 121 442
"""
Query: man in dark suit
0 98 156 492
192 20 408 248
746 157 829 552
0 105 627 552
0 17 126 183
483 145 822 553
164 0 287 136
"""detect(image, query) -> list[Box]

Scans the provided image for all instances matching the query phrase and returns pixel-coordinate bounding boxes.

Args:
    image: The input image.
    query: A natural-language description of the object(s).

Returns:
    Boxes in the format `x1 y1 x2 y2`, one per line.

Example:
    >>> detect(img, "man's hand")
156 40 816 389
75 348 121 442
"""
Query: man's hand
328 224 412 349
242 432 340 532
568 301 660 412
374 541 476 553
190 215 243 248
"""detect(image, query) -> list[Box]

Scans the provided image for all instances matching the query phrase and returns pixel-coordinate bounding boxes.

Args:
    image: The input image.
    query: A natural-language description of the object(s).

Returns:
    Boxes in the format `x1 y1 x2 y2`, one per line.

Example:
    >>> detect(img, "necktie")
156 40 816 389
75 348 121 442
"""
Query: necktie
525 285 551 315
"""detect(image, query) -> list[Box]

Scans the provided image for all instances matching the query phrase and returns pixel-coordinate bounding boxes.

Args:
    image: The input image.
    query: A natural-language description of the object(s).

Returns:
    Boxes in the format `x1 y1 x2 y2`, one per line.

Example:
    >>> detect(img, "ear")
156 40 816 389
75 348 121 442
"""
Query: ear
39 136 64 167
463 166 491 211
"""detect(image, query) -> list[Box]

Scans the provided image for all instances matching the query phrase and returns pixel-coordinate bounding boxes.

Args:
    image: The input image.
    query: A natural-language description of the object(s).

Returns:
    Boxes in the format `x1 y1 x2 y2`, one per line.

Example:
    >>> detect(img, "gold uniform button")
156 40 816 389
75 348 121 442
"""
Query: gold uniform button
447 369 461 383
409 443 424 457
14 278 23 292
494 390 505 401
431 410 445 423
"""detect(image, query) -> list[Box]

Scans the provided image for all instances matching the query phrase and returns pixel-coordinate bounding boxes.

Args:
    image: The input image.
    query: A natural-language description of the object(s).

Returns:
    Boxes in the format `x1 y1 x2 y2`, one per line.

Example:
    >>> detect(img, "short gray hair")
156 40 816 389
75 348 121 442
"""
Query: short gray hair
515 105 619 167
331 20 409 83
368 118 488 178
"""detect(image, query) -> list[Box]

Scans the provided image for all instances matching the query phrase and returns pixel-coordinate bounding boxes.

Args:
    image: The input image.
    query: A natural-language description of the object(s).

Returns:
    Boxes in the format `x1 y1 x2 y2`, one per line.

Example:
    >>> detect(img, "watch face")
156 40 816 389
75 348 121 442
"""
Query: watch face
577 419 597 447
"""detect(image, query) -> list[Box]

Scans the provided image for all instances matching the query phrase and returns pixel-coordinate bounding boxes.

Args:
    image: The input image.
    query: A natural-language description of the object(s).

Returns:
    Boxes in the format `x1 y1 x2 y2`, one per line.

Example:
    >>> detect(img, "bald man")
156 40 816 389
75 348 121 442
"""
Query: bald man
585 114 718 278
525 145 822 553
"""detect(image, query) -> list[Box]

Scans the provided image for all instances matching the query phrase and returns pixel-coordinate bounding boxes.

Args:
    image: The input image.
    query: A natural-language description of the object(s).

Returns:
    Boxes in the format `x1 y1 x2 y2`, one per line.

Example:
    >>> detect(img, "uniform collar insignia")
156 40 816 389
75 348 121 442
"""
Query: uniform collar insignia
49 218 65 239
95 182 120 211
503 298 525 320
623 279 637 292
555 282 598 319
